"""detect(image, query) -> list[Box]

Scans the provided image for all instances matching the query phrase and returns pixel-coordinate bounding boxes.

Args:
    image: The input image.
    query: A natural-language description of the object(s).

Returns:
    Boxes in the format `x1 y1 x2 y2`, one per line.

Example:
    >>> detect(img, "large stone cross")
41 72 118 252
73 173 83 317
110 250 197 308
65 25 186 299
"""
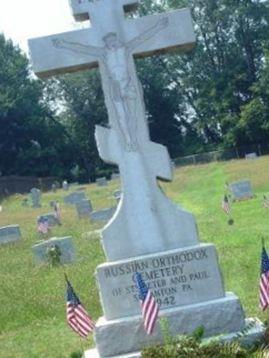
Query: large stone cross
29 0 198 261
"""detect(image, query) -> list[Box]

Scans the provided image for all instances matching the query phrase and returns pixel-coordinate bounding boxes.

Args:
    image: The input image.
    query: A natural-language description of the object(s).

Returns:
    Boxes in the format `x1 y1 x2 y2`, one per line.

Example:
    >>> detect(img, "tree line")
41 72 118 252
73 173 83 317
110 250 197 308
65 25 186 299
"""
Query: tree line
0 0 269 181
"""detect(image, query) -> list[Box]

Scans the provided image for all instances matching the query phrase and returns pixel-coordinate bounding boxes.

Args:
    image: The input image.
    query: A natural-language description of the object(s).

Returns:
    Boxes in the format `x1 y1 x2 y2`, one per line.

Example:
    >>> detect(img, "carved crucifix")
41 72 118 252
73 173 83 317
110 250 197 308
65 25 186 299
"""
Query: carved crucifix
29 0 198 261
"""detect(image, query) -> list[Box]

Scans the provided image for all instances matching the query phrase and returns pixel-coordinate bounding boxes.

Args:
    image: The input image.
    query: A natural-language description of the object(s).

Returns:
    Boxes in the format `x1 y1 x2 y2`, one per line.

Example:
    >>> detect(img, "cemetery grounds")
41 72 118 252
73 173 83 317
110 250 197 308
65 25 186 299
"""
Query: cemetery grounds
1 157 269 357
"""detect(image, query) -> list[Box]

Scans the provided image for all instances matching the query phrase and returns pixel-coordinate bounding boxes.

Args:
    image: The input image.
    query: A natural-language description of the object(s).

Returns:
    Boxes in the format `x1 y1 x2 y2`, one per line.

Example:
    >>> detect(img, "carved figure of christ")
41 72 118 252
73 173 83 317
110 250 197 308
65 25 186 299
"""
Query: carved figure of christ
53 17 169 151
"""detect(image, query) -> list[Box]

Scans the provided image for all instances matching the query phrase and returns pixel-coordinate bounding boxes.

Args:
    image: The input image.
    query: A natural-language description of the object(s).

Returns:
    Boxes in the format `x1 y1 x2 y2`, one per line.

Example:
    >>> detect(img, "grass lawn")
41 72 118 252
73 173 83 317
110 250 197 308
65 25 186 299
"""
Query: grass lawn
1 157 269 357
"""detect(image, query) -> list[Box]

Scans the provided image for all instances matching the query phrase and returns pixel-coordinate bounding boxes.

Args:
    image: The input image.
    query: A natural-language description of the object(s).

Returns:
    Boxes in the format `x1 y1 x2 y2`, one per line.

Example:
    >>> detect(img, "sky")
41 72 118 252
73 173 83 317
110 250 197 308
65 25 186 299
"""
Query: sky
0 0 83 56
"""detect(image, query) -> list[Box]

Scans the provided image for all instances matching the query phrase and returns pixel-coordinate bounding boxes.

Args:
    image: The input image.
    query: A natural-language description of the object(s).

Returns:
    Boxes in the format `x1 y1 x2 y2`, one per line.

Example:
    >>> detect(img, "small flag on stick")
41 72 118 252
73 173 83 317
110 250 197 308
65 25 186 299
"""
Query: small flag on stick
222 194 234 225
134 272 159 335
53 201 61 224
65 276 95 338
263 195 269 209
260 241 269 311
37 217 50 235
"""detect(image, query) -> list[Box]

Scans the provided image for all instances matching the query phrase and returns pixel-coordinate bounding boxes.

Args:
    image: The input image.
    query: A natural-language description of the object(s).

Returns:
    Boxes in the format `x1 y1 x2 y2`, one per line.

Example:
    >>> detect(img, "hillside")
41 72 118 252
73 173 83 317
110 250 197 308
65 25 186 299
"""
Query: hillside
1 157 269 357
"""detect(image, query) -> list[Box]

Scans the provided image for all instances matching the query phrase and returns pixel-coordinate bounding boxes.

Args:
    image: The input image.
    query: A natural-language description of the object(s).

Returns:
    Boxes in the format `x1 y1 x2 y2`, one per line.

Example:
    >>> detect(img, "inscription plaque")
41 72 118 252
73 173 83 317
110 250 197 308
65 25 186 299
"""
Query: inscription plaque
97 244 225 320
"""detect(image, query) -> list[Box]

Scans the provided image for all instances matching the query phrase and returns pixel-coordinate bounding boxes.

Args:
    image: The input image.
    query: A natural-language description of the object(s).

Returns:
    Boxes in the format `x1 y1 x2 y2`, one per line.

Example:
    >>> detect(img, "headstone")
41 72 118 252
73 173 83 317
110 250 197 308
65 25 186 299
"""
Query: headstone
50 200 56 208
62 180 69 191
245 152 257 160
51 183 57 192
0 225 21 245
229 180 253 201
64 191 86 205
90 207 116 222
32 236 75 264
76 199 93 219
30 187 41 208
96 177 108 187
38 213 60 227
111 173 120 180
113 190 122 203
29 1 248 356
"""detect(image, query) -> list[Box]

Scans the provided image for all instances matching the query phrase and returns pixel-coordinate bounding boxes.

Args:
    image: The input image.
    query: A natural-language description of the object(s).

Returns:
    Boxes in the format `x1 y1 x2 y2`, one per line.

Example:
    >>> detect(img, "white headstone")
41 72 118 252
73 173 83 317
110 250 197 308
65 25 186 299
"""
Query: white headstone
29 1 246 356
245 152 258 160
62 180 69 191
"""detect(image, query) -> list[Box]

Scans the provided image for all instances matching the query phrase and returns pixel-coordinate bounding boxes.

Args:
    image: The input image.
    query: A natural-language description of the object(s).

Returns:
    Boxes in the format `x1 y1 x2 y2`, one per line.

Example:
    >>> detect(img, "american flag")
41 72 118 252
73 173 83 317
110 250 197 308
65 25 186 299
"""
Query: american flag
54 202 61 223
260 246 269 311
263 195 269 209
37 217 49 234
134 272 159 335
66 277 95 338
222 195 231 215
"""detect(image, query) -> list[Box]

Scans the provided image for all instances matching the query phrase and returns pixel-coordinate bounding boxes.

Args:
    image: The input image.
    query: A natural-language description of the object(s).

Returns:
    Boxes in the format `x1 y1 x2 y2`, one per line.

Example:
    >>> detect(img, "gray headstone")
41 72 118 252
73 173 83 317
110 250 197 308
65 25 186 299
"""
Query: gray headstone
96 177 108 187
51 183 57 192
245 152 257 160
76 199 93 219
30 187 41 208
64 191 86 205
0 225 21 245
38 213 60 227
111 173 120 180
62 180 69 191
229 180 253 200
90 207 116 222
32 237 75 264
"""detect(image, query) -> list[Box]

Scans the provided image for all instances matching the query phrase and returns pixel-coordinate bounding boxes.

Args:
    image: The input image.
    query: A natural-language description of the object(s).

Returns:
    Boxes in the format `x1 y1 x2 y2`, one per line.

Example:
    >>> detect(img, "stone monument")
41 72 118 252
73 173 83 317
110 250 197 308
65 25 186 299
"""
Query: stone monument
30 187 41 208
29 1 252 357
0 225 21 245
76 199 93 218
64 191 86 205
229 180 254 201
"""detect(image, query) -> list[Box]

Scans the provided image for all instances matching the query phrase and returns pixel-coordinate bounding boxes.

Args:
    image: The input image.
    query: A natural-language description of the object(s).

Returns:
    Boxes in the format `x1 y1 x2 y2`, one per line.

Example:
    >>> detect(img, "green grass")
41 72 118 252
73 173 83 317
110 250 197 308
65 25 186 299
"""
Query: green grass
1 157 269 357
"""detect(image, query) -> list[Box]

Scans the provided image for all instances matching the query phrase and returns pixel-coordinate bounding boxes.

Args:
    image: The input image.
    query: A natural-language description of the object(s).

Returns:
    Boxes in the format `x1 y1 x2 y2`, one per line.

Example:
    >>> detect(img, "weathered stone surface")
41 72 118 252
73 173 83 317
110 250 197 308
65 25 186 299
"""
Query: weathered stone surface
90 207 116 222
97 244 225 320
85 317 265 358
32 236 75 264
96 177 108 187
229 180 253 201
64 191 86 205
94 293 245 357
38 213 59 227
76 199 93 218
0 225 21 245
111 173 120 180
62 180 69 191
245 152 258 160
30 187 41 208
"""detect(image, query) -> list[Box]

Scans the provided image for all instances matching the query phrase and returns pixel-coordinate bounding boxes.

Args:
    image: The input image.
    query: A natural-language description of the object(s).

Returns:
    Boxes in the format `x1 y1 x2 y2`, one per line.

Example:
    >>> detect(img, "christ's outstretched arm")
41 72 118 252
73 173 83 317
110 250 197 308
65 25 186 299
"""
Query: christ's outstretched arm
52 38 104 58
126 17 169 52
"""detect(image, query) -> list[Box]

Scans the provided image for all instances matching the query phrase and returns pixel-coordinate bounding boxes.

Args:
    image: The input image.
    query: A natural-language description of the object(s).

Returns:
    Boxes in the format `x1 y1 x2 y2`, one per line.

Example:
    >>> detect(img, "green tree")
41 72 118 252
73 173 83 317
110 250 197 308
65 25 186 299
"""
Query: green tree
0 34 72 178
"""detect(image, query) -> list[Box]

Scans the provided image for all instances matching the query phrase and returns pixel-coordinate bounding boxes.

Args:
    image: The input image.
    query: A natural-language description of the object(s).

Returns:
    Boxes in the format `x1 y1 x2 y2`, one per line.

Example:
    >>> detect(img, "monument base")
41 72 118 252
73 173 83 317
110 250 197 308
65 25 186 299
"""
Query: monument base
85 317 264 358
92 293 245 357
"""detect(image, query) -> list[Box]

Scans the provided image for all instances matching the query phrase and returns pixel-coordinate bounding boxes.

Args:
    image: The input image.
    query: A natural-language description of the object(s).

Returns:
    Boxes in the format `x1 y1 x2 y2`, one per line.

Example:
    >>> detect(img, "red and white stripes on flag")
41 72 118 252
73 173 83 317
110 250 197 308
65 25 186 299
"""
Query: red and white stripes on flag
66 278 95 338
260 246 269 311
222 195 231 215
135 272 159 335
